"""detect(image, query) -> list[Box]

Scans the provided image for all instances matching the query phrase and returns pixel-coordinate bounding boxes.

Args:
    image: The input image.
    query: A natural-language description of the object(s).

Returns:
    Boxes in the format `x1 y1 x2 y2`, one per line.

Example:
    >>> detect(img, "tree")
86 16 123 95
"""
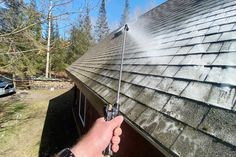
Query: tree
29 0 42 41
120 0 129 26
0 0 23 32
54 20 60 39
83 0 92 41
51 39 67 73
66 0 95 65
67 26 82 64
0 0 45 78
95 0 109 42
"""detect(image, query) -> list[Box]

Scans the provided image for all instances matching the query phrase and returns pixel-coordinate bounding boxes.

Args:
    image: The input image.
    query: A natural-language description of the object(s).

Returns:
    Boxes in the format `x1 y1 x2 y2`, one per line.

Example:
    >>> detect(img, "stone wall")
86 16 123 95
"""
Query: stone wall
30 80 74 90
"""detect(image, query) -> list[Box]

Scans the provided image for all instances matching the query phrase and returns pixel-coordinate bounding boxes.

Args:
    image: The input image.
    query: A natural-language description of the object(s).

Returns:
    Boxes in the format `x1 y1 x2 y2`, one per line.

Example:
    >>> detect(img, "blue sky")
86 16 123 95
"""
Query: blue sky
36 0 166 38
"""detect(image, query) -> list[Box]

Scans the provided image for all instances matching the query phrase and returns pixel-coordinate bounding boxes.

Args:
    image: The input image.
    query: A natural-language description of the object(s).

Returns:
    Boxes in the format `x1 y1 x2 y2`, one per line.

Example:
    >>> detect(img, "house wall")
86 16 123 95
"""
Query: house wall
72 86 166 157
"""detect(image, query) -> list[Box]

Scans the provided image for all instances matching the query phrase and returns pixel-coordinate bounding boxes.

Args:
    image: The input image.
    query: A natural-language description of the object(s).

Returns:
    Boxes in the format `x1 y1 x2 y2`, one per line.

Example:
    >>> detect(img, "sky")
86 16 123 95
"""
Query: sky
36 0 167 38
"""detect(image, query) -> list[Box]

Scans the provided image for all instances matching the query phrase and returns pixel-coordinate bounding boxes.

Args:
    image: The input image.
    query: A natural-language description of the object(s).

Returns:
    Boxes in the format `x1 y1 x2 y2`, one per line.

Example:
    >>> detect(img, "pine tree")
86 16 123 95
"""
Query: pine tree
2 0 23 31
120 0 129 26
29 0 42 41
67 26 82 64
0 0 45 78
54 20 60 39
66 5 94 65
78 12 84 30
95 0 109 41
84 0 92 42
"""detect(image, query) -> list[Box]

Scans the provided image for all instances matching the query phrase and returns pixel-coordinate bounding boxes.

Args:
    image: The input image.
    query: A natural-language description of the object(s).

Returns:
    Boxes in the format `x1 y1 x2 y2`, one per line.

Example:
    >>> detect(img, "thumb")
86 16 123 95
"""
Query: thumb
109 115 124 129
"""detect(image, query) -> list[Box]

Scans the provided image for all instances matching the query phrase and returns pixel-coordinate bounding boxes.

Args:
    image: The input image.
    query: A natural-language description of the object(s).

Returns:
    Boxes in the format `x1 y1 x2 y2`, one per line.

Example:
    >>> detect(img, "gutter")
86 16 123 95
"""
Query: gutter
66 69 175 157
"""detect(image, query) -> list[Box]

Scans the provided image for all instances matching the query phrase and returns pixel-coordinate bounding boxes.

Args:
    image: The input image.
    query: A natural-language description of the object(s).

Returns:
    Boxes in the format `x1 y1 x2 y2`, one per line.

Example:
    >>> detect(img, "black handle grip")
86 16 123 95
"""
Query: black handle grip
104 103 120 156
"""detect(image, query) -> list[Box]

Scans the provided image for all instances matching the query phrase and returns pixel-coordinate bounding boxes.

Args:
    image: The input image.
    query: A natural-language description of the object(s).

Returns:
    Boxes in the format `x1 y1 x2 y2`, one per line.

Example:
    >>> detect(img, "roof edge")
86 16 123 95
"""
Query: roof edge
66 70 175 157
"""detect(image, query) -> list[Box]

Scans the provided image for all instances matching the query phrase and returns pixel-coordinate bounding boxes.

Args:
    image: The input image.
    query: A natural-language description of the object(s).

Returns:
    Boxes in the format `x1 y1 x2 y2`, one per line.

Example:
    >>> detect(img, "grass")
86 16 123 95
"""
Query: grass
0 95 42 157
0 101 26 129
11 103 26 113
0 89 77 157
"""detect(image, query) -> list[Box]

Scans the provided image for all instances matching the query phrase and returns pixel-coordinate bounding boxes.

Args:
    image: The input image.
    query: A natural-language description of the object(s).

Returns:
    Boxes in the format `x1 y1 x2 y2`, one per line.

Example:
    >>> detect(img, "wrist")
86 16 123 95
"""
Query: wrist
57 148 76 157
71 143 86 157
71 136 99 157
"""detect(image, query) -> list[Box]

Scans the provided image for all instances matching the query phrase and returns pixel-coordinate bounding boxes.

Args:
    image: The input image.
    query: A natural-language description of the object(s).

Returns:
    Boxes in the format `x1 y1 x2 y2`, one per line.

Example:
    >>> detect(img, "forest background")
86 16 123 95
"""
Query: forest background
0 0 165 79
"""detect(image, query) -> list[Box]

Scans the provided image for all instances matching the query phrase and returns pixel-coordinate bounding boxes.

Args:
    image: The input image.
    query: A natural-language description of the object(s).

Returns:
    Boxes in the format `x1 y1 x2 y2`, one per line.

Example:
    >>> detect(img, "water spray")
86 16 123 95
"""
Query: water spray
104 24 129 157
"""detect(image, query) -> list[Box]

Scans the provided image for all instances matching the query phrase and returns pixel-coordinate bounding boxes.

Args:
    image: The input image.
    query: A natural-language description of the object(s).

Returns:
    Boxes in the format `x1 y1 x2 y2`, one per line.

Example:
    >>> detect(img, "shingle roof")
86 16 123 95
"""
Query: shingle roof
67 0 236 156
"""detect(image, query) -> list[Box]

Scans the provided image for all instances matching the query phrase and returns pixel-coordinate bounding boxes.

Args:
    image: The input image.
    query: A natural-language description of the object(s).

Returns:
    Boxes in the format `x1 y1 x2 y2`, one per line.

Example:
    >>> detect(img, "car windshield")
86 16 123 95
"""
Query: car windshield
0 78 4 83
0 77 11 83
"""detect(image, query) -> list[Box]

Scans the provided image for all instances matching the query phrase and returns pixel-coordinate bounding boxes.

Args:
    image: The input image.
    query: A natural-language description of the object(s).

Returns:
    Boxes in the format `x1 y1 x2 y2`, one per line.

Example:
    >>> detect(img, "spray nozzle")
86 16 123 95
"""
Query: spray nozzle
124 24 129 31
114 24 129 38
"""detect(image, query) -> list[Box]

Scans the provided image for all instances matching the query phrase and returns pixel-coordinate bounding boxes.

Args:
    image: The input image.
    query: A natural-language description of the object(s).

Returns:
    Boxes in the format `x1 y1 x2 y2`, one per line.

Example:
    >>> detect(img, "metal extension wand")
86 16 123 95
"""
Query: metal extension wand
104 24 129 157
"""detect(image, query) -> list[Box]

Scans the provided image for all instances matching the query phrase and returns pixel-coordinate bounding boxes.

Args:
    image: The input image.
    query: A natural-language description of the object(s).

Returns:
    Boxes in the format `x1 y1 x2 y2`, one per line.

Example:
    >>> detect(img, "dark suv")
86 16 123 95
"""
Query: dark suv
0 76 16 96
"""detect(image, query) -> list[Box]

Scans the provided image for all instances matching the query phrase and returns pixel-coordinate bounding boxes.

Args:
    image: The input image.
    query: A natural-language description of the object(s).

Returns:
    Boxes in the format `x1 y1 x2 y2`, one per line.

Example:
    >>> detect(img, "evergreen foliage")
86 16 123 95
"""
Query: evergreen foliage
0 0 94 78
95 0 109 41
84 1 92 42
0 0 45 78
67 1 94 65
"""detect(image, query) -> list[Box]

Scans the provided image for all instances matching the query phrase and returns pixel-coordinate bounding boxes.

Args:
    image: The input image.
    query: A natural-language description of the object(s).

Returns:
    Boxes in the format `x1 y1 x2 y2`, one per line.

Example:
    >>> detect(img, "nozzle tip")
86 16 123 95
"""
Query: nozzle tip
124 24 129 31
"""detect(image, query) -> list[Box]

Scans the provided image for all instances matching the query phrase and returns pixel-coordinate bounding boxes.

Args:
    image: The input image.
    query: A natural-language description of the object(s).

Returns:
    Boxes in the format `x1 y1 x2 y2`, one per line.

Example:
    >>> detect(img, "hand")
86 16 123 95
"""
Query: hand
71 116 124 157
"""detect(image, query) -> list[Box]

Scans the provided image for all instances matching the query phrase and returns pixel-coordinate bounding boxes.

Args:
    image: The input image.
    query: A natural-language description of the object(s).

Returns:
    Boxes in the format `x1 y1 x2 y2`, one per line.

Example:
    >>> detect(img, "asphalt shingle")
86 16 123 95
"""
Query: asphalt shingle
219 30 236 41
169 56 185 65
136 88 155 105
147 91 170 111
126 101 147 121
207 85 235 109
181 82 212 102
206 67 236 85
220 41 232 51
139 75 163 88
229 41 236 51
135 108 185 148
199 108 236 146
201 54 218 65
189 44 210 53
124 84 143 99
150 114 185 148
162 66 180 77
180 54 202 65
175 66 210 81
157 78 174 92
120 99 137 115
207 43 223 52
206 26 220 34
203 34 221 43
187 36 204 45
213 52 236 65
150 66 167 75
167 80 189 95
103 89 117 104
130 74 145 84
67 0 236 155
171 127 236 157
163 96 209 128
219 23 235 32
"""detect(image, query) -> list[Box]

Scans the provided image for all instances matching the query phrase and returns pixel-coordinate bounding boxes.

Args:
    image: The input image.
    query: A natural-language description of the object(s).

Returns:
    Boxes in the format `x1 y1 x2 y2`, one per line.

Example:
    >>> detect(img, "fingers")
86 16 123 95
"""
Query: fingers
110 116 124 129
111 129 121 153
111 117 123 153
112 144 119 152
114 127 122 136
112 136 120 144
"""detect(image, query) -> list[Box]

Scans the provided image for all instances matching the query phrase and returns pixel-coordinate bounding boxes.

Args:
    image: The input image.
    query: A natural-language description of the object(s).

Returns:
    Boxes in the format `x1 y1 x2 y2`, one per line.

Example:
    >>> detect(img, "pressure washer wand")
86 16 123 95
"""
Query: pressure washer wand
116 24 129 105
104 24 129 157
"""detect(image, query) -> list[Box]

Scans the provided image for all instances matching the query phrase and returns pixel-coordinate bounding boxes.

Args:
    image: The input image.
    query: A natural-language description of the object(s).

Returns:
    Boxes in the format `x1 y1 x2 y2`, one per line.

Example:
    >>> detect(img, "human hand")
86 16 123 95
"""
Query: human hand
71 116 124 157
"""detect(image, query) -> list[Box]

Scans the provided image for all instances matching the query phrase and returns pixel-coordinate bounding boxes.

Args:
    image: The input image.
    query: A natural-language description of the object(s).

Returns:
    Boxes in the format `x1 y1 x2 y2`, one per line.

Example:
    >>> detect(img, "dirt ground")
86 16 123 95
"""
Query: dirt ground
0 88 79 157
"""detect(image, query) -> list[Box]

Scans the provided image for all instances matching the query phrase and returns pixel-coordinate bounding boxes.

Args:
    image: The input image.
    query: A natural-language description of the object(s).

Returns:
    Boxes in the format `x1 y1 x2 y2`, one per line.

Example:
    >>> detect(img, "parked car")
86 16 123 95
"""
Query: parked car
0 76 16 96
